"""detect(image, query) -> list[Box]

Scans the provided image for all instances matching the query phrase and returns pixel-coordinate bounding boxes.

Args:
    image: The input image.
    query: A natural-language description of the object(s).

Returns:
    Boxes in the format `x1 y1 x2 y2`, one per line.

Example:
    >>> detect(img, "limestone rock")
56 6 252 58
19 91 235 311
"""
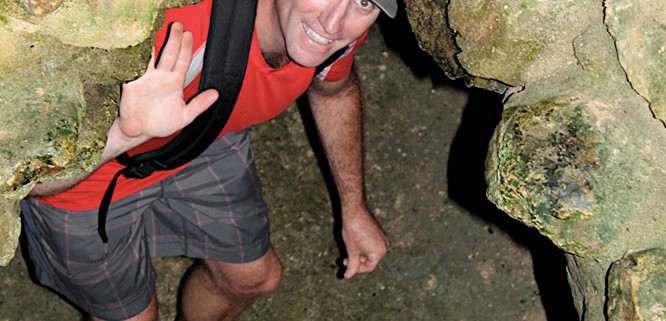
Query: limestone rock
18 0 63 16
405 0 666 319
0 0 199 266
0 197 20 266
605 0 666 126
566 254 611 321
608 249 666 321
403 0 465 80
486 93 666 261
407 0 666 259
9 0 163 49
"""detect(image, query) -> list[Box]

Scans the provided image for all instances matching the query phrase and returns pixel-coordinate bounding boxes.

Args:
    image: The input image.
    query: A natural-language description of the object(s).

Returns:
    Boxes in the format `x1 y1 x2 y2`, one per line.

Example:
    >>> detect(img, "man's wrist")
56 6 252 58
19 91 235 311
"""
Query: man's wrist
101 119 146 163
340 199 370 217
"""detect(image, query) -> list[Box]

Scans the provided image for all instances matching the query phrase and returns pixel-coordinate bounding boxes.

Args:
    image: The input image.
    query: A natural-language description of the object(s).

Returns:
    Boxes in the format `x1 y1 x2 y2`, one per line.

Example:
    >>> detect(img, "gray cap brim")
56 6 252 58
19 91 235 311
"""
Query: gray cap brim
372 0 398 18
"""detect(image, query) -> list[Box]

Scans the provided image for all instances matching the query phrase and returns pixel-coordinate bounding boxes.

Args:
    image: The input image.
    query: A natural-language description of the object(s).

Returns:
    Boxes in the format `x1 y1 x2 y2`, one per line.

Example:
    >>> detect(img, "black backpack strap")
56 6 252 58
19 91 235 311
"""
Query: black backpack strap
127 0 257 170
97 0 257 243
314 46 348 77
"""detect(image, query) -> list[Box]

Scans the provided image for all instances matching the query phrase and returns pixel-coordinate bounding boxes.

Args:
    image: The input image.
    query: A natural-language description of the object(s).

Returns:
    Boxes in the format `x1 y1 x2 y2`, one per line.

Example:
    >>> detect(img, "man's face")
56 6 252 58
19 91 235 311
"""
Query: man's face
274 0 381 67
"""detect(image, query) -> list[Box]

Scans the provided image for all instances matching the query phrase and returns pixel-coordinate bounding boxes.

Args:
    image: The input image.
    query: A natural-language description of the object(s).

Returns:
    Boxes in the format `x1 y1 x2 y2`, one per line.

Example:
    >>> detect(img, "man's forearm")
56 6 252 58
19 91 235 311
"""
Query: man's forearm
307 70 366 210
29 172 92 196
307 69 389 279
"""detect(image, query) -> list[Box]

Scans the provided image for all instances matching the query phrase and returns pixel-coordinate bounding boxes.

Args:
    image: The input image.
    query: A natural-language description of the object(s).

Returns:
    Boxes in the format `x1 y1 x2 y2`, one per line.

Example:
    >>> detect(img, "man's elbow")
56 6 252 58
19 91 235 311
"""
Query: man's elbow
308 69 360 98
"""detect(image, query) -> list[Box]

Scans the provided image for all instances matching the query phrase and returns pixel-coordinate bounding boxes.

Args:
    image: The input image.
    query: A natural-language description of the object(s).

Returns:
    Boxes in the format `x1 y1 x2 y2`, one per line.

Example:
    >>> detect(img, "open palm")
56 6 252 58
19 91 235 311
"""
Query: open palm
117 22 218 143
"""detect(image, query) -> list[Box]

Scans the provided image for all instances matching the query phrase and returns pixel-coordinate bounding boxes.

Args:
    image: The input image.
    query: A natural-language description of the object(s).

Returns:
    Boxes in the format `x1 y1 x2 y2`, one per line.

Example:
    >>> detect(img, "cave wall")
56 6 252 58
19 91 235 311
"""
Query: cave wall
405 0 666 319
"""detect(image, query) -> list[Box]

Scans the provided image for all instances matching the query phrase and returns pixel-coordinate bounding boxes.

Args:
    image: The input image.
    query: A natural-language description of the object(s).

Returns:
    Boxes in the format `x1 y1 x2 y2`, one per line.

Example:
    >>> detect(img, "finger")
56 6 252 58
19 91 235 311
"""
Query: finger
356 260 379 274
182 89 219 120
344 255 360 279
157 22 184 71
146 51 156 72
173 31 194 77
356 254 382 274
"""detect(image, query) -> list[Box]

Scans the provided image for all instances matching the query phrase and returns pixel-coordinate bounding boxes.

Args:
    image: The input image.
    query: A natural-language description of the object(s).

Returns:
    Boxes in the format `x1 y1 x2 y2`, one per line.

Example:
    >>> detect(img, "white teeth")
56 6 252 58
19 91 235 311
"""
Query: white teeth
302 23 332 45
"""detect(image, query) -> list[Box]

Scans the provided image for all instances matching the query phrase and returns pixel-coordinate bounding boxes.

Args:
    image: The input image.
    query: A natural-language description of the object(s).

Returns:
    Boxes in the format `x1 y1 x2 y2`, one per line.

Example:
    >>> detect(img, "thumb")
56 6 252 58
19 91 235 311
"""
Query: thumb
344 255 360 279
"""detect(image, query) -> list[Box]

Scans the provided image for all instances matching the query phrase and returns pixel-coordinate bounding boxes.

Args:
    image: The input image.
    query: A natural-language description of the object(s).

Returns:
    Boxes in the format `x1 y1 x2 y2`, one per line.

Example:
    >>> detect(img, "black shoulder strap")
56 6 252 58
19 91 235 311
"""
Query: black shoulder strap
97 0 257 243
314 46 348 76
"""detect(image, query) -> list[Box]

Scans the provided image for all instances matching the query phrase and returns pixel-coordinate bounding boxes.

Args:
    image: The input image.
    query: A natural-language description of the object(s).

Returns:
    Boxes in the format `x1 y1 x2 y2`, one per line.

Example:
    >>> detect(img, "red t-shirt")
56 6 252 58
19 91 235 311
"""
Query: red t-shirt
37 0 367 211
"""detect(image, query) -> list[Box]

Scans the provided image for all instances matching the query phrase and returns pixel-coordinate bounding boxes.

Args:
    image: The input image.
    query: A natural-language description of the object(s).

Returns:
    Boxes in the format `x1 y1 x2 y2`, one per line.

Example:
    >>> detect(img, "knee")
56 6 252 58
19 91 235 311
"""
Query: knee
248 260 282 296
236 260 282 296
203 254 283 297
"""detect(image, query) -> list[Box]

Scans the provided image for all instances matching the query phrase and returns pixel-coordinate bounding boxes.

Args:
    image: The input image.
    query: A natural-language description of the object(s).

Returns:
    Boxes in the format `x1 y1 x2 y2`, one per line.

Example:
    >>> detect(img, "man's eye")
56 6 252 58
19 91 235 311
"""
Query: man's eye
356 0 375 10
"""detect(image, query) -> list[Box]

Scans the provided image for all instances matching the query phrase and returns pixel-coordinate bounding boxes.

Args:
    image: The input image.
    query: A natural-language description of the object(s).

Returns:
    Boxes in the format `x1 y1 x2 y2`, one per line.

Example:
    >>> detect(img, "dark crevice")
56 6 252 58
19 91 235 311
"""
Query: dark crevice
446 88 579 320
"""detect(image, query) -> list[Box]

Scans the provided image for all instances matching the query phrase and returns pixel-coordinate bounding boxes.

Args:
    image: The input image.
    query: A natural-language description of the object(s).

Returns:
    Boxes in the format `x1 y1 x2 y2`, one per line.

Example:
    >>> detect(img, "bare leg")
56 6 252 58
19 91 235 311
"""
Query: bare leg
90 293 158 321
176 246 283 321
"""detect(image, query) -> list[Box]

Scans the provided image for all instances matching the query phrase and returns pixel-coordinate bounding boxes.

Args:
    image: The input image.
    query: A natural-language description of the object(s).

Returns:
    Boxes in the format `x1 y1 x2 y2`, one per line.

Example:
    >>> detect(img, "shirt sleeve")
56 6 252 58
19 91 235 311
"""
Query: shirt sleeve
315 29 370 82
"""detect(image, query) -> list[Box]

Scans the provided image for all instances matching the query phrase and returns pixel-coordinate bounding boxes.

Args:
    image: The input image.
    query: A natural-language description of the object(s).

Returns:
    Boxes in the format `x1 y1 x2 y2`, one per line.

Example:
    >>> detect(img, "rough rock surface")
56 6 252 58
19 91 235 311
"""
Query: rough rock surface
566 254 611 321
0 0 200 266
3 0 664 318
405 0 666 319
607 248 666 321
605 0 666 125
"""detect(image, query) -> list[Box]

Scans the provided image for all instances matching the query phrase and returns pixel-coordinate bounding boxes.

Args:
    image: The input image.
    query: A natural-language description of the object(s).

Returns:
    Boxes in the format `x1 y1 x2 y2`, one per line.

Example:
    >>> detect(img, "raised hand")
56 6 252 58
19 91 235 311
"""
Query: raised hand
108 22 219 155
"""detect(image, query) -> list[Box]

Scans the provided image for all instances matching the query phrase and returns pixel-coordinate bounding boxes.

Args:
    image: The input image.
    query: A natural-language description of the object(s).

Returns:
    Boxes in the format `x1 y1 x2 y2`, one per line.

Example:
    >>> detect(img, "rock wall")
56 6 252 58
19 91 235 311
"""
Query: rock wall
0 0 200 266
2 0 665 318
405 0 665 319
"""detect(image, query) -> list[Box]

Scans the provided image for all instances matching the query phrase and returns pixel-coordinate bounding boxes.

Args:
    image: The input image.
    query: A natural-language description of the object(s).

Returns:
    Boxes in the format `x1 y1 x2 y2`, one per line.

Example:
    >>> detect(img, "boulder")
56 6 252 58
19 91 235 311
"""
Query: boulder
405 0 666 319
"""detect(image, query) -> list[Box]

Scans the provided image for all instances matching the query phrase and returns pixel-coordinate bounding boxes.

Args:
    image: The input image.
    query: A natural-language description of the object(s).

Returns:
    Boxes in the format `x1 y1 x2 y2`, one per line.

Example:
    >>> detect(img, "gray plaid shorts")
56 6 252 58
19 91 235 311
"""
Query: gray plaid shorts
20 130 270 320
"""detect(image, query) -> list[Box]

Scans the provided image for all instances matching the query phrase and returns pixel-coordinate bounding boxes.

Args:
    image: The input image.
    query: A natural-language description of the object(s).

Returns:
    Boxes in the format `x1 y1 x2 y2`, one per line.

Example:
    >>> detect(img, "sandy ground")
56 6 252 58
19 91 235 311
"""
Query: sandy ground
0 12 580 321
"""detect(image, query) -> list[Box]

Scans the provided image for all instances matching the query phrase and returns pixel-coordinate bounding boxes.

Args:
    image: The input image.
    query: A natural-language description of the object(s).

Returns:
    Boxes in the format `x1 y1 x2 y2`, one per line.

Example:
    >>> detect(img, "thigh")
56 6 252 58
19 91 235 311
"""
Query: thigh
20 189 160 321
147 131 271 264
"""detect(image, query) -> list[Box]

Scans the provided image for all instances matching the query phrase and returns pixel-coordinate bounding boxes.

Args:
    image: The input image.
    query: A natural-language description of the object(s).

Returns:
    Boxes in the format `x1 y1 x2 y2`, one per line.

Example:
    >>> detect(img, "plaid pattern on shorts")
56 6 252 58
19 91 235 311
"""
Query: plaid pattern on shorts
20 130 270 320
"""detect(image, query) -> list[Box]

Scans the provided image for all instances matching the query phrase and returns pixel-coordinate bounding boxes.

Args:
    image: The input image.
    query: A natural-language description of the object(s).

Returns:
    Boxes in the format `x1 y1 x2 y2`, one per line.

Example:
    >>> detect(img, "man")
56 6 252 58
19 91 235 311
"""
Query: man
21 0 395 320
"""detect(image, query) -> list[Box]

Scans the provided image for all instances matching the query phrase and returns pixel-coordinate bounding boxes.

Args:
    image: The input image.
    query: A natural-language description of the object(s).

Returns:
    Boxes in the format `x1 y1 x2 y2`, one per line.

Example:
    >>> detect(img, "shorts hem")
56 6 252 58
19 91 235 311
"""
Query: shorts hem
151 236 270 264
83 279 155 321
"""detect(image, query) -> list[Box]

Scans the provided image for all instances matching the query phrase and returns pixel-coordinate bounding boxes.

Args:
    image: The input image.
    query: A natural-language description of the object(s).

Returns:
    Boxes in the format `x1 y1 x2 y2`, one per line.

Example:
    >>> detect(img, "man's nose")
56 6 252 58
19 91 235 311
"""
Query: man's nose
319 0 348 35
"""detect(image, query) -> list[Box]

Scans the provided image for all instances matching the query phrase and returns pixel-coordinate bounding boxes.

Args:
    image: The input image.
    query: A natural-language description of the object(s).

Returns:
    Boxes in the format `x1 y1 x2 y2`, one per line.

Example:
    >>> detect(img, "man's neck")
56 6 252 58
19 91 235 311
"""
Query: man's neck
256 0 290 67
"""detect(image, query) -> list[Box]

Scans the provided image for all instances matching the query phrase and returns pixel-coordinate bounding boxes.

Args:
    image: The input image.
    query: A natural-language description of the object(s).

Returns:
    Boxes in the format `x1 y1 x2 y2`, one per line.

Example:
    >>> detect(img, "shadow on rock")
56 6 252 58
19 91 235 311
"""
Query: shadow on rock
447 88 580 321
375 7 462 89
376 8 580 320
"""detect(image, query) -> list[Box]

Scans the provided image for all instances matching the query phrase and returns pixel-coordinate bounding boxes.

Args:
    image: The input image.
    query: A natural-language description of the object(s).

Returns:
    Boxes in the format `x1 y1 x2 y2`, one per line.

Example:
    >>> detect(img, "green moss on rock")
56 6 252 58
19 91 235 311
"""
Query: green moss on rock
486 94 666 261
608 248 666 321
489 97 600 222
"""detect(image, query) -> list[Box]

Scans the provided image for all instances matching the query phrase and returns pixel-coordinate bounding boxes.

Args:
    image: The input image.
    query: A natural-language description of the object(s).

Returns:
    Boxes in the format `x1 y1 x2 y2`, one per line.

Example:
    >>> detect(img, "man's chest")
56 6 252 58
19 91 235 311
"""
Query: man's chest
262 52 291 69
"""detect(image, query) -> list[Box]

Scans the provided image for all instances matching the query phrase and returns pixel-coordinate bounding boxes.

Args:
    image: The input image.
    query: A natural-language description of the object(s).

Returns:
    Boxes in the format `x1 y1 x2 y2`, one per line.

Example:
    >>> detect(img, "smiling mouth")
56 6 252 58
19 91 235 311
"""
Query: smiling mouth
302 23 332 45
